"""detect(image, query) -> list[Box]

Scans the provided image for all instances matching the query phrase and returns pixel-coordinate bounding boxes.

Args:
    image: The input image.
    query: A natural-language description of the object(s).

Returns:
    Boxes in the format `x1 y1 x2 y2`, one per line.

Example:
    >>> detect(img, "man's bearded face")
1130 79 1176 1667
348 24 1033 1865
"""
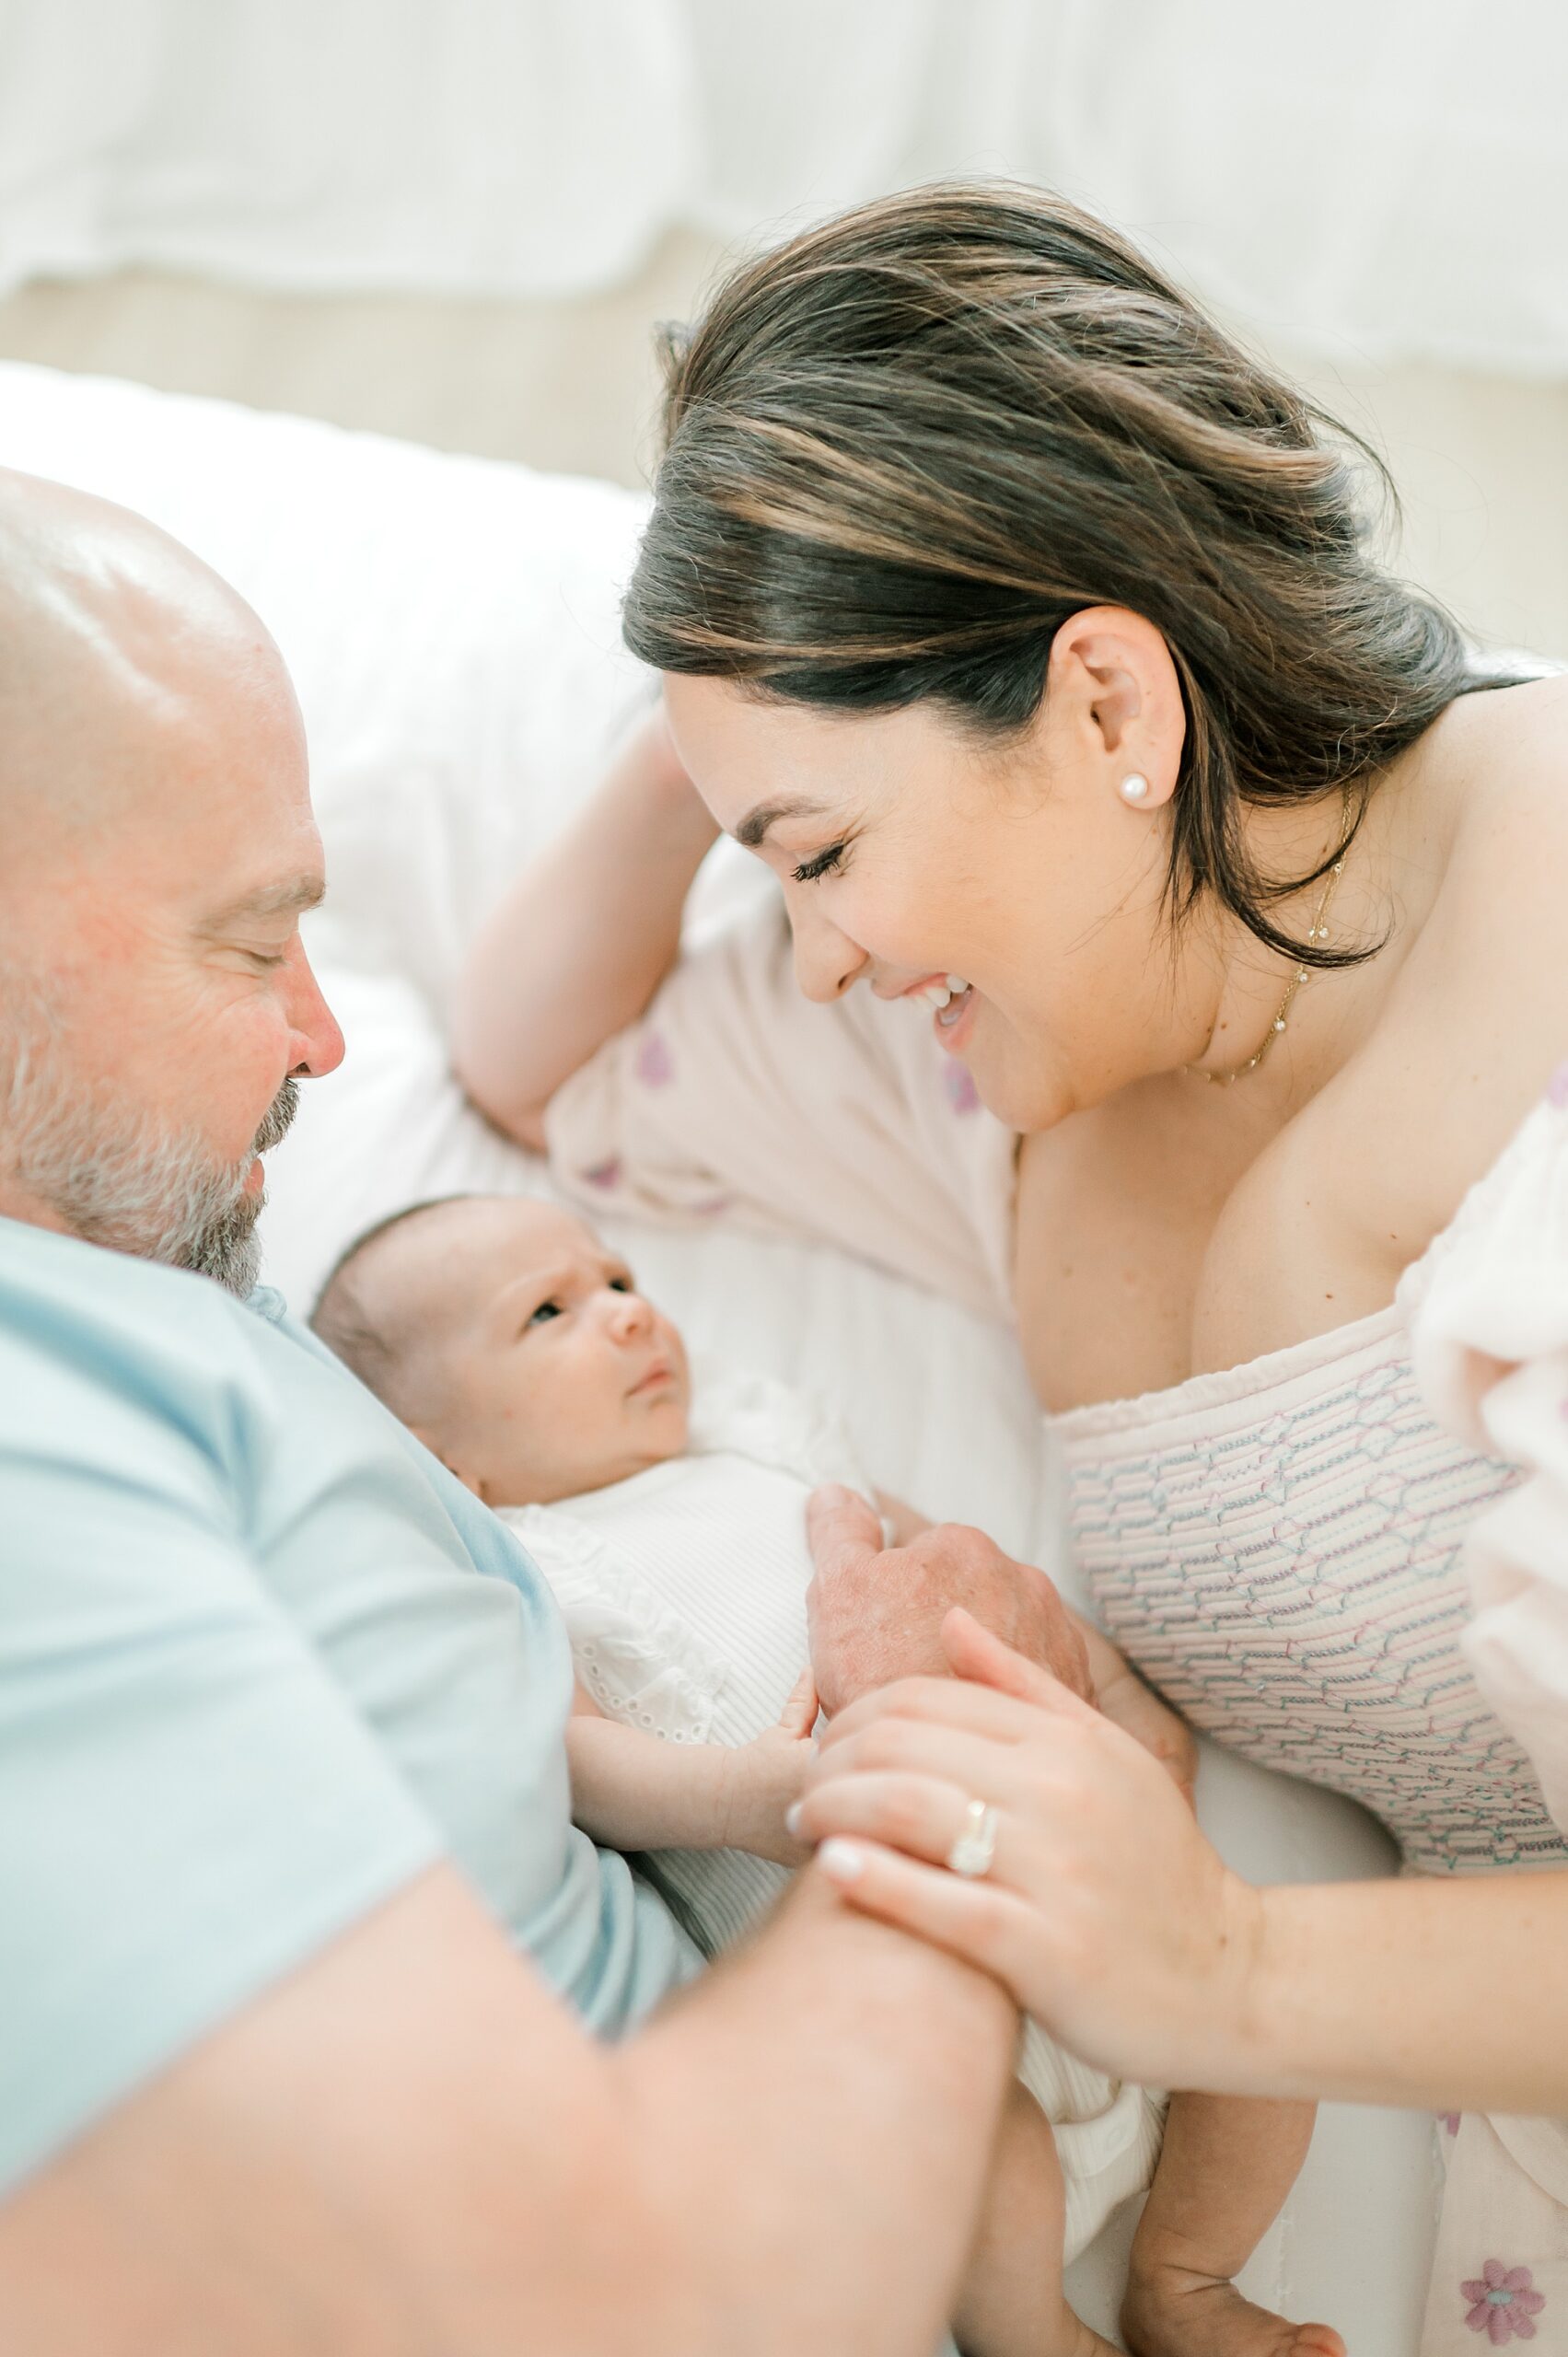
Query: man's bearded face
0 982 297 1296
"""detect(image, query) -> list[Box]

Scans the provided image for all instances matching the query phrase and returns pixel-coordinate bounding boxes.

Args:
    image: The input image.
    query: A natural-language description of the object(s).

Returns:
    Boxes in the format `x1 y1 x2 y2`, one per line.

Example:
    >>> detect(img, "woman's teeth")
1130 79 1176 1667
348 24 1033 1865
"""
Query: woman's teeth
916 974 970 1011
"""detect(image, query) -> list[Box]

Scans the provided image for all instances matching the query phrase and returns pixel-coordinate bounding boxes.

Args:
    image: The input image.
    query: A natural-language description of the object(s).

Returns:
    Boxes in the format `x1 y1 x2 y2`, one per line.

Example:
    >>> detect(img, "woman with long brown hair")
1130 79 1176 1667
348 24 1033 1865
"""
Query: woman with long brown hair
457 184 1568 2351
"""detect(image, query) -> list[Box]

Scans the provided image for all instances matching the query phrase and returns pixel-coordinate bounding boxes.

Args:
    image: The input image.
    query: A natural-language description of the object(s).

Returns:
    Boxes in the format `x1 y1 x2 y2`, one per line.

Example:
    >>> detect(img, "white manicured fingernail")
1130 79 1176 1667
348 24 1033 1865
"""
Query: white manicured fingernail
819 1839 865 1883
785 1803 804 1837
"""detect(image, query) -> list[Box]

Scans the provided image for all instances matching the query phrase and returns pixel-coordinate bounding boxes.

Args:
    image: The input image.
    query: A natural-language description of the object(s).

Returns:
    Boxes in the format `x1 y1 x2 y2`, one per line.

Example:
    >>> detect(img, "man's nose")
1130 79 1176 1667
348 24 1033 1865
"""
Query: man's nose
285 940 346 1080
787 899 868 1004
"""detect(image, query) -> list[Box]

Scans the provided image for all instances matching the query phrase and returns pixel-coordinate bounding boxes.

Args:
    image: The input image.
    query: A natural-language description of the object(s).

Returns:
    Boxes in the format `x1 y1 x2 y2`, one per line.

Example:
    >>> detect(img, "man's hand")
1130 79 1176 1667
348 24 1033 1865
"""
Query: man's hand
806 1486 1093 1719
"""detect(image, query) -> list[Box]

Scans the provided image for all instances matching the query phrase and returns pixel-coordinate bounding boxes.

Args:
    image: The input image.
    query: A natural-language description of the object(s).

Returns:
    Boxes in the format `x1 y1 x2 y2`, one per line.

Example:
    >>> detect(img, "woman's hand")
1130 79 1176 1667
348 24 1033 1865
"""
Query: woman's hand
792 1608 1264 2091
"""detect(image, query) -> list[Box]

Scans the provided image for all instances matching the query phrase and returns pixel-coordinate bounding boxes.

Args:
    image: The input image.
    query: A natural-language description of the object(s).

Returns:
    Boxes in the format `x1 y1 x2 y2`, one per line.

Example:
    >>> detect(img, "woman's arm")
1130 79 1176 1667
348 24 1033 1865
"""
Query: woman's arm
796 1610 1568 2116
450 705 718 1149
567 1676 816 1864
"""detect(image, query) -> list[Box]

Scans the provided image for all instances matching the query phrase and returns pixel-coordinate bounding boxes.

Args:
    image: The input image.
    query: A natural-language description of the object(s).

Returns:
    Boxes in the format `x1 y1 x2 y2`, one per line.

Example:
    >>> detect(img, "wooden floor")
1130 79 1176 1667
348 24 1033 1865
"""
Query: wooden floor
2 231 1564 663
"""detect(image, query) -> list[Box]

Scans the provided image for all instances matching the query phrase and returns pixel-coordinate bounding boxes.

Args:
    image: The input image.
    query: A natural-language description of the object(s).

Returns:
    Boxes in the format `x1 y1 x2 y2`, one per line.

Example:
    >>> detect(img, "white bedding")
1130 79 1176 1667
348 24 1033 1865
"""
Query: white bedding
0 359 1439 2346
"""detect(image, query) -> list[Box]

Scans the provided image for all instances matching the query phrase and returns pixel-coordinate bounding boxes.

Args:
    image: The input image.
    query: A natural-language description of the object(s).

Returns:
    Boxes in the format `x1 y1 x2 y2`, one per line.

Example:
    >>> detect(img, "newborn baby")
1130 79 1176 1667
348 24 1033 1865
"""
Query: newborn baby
313 1192 1342 2357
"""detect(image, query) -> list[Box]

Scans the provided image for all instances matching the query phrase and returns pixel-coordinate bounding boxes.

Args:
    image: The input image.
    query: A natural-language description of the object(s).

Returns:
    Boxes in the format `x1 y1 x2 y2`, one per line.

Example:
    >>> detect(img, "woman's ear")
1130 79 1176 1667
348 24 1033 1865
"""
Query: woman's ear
1045 605 1185 810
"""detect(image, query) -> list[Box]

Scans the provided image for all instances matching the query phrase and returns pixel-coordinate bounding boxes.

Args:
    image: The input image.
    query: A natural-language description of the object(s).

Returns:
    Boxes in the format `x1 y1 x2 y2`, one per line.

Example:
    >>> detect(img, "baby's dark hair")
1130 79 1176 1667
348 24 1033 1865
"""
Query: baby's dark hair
309 1194 477 1410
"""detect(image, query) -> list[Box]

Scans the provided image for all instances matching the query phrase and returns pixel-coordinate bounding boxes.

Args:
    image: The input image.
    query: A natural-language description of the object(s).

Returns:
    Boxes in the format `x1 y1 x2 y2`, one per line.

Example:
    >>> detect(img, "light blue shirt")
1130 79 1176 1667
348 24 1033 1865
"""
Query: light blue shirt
0 1215 698 2195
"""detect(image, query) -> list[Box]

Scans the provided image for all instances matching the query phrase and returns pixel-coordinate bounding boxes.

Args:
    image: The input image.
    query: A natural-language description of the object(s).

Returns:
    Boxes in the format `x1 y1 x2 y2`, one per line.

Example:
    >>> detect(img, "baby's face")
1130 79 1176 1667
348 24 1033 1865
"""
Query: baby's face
377 1199 691 1506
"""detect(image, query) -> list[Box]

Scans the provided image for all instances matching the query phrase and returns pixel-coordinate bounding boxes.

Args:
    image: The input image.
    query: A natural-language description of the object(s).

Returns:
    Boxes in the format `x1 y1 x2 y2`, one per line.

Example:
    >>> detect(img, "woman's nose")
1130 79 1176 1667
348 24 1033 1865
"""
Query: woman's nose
788 898 868 1004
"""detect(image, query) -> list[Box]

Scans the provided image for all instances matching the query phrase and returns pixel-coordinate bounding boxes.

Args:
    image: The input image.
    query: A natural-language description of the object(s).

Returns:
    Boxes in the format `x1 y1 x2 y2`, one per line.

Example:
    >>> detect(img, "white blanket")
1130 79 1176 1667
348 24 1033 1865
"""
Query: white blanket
0 359 1439 2347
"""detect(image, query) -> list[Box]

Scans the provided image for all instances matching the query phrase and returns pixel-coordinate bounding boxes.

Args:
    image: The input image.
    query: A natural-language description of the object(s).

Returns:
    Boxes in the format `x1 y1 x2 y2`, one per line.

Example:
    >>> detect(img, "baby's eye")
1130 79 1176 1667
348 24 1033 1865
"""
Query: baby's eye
792 843 846 886
527 1299 563 1329
609 1276 633 1294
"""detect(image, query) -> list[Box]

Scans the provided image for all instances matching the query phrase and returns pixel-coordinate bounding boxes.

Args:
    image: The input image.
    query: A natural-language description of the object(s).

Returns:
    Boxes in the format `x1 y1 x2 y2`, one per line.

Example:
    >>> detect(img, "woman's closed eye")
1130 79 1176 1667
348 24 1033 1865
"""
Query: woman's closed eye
792 843 847 885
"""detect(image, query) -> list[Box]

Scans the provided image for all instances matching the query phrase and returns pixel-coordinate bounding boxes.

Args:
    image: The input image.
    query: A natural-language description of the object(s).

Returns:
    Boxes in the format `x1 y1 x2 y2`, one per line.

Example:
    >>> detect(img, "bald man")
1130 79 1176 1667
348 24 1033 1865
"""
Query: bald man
0 472 1095 2353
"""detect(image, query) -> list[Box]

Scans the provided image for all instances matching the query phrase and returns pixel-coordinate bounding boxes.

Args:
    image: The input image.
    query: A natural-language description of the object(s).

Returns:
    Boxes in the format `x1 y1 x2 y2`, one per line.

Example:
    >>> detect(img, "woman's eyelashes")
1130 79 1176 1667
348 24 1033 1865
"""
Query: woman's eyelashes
791 842 847 885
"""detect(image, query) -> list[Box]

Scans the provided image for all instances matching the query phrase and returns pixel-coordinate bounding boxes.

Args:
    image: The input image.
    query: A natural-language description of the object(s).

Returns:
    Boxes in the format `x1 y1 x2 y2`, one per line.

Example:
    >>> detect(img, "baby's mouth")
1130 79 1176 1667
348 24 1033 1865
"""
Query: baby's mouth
628 1360 674 1399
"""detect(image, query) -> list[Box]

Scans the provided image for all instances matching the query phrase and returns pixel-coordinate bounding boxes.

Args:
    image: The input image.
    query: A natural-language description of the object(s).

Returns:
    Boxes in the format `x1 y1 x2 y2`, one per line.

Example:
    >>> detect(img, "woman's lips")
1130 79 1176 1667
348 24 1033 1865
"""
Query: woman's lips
902 971 970 1012
934 984 977 1052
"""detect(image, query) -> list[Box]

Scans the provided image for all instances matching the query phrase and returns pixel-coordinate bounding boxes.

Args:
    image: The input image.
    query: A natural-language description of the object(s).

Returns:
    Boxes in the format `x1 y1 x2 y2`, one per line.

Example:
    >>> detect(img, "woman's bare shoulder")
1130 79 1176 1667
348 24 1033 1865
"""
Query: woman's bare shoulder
1335 673 1568 1256
1427 672 1568 958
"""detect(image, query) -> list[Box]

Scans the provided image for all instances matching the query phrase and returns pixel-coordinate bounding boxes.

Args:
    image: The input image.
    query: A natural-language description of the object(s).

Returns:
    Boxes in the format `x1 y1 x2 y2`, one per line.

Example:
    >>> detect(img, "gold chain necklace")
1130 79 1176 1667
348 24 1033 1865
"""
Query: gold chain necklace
1186 806 1354 1086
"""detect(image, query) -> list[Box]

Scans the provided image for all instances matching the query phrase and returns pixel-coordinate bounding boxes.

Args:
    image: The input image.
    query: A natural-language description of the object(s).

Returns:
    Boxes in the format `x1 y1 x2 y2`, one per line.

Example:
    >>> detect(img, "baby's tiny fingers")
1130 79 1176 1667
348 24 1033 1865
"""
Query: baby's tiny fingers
777 1668 819 1736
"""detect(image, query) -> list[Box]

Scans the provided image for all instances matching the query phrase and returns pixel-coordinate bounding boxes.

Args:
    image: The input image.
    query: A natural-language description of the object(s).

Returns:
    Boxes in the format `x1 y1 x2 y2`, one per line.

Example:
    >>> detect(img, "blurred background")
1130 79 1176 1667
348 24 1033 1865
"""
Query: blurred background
0 0 1563 658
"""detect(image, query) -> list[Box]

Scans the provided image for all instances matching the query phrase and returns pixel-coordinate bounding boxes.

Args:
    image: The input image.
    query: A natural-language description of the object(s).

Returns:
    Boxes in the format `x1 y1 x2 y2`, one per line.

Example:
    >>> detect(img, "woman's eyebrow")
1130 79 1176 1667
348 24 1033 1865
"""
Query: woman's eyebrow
735 795 830 849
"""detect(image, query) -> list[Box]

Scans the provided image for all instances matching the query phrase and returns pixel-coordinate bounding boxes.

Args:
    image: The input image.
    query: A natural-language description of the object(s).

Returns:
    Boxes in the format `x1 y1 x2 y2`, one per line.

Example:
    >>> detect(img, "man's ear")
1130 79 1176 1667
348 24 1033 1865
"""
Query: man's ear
412 1425 486 1500
1043 605 1185 809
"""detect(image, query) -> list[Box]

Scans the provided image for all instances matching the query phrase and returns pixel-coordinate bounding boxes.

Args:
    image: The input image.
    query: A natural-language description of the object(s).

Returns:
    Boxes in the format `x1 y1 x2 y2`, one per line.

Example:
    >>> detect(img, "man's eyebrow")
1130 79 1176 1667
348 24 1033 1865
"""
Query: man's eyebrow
735 797 830 850
199 874 326 933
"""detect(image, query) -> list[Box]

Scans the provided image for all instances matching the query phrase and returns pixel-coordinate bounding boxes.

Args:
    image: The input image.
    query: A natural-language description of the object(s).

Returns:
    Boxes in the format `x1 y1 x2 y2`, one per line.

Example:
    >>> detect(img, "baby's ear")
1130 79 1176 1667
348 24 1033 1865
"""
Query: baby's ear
413 1425 486 1499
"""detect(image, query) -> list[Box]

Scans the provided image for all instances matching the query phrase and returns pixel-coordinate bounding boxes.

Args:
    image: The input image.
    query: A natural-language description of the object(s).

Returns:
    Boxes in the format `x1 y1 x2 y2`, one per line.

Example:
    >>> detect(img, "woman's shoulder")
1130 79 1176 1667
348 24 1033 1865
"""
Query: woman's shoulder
1403 672 1568 1034
1324 675 1568 1267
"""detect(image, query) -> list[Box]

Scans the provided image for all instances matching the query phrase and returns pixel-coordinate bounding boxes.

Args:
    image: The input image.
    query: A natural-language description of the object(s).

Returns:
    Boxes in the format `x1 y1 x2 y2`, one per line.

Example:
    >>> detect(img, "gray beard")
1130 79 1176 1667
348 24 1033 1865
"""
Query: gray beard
0 985 298 1296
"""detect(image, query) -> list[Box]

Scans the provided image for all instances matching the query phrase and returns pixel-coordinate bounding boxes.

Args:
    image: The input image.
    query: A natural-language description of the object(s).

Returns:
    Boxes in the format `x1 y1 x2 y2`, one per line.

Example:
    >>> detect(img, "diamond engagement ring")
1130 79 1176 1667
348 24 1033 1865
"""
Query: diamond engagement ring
945 1797 999 1878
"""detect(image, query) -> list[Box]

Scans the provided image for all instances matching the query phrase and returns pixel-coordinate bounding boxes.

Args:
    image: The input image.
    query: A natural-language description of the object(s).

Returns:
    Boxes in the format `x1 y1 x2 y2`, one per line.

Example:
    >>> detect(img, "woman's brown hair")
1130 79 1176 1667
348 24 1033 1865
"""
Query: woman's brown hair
623 181 1488 968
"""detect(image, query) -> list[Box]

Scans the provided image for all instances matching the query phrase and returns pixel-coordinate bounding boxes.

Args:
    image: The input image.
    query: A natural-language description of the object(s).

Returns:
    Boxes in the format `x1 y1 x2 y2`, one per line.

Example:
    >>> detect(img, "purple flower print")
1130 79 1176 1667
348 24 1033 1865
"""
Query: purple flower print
1547 1058 1568 1109
1440 2111 1461 2136
943 1062 981 1115
580 1157 621 1191
1462 2261 1545 2342
634 1030 675 1087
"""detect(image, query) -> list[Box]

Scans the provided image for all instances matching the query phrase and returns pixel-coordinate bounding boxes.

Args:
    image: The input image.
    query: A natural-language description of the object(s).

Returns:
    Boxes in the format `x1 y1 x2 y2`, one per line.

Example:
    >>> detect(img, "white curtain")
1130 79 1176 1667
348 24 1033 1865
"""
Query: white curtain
1 0 1564 373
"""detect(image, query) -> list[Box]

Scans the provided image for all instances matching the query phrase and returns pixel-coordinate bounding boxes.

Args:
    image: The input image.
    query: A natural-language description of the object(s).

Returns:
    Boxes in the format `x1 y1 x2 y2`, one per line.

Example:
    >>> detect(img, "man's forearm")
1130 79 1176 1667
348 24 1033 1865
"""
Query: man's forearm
618 1864 1019 2357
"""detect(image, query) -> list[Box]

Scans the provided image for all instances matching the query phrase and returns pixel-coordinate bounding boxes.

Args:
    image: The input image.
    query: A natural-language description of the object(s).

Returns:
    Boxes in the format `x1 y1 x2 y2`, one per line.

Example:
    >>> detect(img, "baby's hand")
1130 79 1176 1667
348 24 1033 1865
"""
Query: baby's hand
1093 1651 1198 1808
721 1672 819 1866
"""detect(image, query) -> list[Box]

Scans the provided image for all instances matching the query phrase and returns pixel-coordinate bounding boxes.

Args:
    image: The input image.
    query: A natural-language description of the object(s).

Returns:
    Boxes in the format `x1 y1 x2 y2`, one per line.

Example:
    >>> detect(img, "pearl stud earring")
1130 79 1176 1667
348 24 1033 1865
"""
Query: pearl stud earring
1118 772 1151 805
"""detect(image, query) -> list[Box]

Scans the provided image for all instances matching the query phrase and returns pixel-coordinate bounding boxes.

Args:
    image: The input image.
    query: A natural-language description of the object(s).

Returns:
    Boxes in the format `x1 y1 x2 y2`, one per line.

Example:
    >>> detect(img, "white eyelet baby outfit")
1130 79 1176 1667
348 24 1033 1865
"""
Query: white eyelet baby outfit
507 1364 1164 2261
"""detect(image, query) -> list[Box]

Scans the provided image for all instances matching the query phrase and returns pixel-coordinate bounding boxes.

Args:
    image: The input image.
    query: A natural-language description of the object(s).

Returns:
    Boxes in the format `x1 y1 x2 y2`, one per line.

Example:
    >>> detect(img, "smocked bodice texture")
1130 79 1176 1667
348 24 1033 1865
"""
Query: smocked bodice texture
1058 1308 1568 1875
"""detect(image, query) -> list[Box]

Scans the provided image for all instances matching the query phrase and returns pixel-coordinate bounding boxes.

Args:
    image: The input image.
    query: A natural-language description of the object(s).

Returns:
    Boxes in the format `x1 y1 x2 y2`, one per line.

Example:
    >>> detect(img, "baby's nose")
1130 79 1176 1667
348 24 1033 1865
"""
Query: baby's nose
607 1288 653 1335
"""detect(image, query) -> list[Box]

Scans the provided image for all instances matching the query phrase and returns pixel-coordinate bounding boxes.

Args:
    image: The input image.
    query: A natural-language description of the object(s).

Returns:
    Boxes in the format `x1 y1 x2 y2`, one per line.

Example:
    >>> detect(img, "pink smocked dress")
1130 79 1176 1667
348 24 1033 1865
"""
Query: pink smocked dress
1060 1081 1568 2350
